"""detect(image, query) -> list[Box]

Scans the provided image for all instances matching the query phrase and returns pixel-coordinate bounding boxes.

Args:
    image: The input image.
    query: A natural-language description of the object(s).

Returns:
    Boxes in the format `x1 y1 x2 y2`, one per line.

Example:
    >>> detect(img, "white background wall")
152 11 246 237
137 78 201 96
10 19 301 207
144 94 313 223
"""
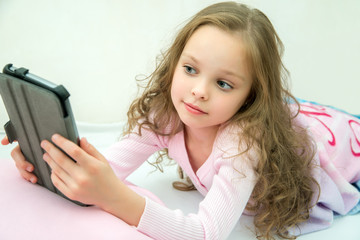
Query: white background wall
0 0 359 124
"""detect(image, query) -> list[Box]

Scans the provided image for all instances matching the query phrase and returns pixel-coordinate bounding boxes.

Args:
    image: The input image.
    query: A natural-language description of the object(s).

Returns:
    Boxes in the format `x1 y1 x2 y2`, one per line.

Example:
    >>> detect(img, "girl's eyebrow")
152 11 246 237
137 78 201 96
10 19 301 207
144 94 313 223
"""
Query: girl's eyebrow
181 53 199 64
220 69 246 82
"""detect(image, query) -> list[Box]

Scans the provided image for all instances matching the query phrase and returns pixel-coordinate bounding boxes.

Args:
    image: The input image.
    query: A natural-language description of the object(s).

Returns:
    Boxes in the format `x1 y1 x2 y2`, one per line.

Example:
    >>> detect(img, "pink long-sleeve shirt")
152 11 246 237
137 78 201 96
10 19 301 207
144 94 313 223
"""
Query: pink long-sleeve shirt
104 101 360 240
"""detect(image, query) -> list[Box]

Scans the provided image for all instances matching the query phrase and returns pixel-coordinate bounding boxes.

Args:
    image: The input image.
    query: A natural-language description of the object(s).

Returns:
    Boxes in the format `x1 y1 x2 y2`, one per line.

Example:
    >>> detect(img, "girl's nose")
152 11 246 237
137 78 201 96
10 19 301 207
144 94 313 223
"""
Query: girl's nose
191 80 209 100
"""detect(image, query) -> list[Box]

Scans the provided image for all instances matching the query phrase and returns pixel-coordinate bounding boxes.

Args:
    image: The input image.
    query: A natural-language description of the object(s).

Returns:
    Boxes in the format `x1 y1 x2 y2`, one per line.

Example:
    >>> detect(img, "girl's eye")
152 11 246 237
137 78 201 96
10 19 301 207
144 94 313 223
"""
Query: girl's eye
217 80 233 90
184 65 197 74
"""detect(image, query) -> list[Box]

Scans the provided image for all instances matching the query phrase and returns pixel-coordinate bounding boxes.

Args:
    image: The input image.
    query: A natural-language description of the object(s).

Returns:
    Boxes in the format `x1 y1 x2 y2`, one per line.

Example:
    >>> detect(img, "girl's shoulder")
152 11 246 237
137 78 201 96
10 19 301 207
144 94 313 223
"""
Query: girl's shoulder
214 123 259 170
215 123 249 155
216 123 243 146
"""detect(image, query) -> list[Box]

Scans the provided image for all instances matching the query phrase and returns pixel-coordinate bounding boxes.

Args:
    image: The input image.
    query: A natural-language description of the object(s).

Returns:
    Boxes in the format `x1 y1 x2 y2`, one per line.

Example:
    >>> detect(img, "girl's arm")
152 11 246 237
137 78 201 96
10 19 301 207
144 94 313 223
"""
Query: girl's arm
137 155 257 240
41 134 146 226
41 127 257 239
132 125 259 240
103 126 168 180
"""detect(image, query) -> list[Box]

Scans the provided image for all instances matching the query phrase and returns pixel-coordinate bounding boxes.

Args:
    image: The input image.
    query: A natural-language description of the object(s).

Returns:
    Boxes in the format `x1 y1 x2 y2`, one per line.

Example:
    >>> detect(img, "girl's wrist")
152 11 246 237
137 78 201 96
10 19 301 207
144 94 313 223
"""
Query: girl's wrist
99 180 146 227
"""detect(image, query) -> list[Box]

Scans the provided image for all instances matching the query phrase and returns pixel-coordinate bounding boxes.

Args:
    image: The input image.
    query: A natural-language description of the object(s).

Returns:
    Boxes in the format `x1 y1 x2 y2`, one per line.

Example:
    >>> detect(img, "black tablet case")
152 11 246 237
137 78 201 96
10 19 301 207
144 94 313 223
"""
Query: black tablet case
0 64 87 206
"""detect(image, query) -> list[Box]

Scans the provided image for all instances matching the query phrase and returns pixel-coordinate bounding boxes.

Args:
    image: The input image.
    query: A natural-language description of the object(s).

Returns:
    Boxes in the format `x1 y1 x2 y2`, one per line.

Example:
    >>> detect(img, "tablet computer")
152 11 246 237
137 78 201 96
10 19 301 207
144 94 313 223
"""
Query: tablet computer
0 64 87 206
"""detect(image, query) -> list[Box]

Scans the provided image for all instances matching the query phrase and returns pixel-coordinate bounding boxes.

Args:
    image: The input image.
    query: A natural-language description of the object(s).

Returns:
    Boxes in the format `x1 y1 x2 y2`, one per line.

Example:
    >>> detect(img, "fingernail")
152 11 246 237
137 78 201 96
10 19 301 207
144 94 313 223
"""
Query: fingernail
30 177 36 183
52 134 59 141
43 153 48 162
83 137 88 146
40 140 47 148
26 166 32 172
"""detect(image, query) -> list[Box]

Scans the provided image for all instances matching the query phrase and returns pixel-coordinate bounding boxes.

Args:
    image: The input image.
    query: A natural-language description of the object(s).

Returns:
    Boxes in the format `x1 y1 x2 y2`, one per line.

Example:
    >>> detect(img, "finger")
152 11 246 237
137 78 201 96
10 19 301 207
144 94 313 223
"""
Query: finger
1 136 17 145
42 152 73 186
41 140 77 175
80 137 107 163
17 168 38 183
1 136 9 145
50 134 91 166
50 170 73 200
11 145 35 173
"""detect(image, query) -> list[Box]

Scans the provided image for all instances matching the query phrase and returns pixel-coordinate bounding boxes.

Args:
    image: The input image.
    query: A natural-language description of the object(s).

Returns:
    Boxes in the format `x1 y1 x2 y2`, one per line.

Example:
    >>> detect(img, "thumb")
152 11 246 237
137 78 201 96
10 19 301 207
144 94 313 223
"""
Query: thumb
1 136 9 145
80 137 107 163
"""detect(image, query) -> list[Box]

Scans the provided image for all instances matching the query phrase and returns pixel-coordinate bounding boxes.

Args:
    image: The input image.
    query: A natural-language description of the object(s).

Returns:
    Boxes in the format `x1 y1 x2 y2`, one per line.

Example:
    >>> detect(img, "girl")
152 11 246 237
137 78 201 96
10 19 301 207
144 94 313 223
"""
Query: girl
2 2 360 239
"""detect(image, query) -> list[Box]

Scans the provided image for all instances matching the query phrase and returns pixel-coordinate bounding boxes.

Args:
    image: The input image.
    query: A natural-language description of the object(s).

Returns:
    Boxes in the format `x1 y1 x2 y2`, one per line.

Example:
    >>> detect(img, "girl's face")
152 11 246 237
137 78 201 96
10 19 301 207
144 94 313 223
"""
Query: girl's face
171 25 253 131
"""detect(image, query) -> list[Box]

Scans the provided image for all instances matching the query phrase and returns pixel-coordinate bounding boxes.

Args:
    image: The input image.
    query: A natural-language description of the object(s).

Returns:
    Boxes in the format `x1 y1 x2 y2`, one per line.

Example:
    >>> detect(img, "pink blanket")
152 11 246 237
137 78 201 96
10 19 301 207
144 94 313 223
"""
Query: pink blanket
0 158 162 239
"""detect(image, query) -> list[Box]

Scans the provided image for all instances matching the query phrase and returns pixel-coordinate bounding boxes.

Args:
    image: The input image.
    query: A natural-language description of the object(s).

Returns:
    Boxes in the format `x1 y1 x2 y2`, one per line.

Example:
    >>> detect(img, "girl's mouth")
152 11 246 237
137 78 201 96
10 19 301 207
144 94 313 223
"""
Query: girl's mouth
184 102 207 115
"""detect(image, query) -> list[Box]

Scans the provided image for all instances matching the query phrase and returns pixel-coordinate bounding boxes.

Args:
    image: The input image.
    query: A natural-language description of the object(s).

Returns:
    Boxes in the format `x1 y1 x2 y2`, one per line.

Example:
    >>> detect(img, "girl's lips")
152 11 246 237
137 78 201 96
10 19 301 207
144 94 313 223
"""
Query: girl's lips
184 102 207 115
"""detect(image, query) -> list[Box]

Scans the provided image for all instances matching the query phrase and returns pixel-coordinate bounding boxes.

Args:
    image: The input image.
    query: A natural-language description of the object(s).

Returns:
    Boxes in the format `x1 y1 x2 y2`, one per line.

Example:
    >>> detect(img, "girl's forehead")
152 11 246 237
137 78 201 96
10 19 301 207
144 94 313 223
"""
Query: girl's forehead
183 25 246 58
181 25 252 82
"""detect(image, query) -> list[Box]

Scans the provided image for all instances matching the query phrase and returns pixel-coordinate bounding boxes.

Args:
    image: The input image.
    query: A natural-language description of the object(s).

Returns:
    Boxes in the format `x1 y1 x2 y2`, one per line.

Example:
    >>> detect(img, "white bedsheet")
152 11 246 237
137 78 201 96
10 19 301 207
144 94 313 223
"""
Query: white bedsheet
1 122 359 239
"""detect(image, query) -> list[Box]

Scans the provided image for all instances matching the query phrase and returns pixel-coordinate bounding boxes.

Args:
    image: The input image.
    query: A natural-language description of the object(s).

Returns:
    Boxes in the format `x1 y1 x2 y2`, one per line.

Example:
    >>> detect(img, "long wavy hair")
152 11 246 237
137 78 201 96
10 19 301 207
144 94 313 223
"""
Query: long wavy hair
125 2 319 239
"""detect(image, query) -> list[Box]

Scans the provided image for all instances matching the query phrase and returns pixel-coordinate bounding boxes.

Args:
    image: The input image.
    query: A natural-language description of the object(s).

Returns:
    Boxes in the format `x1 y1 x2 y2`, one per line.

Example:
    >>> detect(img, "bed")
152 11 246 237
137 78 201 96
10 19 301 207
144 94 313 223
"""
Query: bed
1 122 359 239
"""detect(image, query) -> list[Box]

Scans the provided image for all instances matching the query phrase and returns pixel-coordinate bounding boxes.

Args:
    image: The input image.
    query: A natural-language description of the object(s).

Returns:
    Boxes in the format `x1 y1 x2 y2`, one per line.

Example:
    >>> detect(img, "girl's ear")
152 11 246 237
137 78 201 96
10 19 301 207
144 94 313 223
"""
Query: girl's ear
238 91 255 113
243 100 250 108
240 100 251 112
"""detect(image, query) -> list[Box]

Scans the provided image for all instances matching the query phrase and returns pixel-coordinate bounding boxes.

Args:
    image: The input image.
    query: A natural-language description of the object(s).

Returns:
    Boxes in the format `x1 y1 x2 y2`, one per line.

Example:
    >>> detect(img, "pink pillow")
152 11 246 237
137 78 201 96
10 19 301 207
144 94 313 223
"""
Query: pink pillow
0 159 162 239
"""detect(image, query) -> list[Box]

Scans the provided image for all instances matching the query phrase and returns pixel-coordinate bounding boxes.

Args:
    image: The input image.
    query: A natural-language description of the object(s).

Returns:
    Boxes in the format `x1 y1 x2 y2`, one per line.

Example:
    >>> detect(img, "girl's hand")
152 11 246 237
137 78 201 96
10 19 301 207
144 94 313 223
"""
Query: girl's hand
40 134 123 208
1 136 37 183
